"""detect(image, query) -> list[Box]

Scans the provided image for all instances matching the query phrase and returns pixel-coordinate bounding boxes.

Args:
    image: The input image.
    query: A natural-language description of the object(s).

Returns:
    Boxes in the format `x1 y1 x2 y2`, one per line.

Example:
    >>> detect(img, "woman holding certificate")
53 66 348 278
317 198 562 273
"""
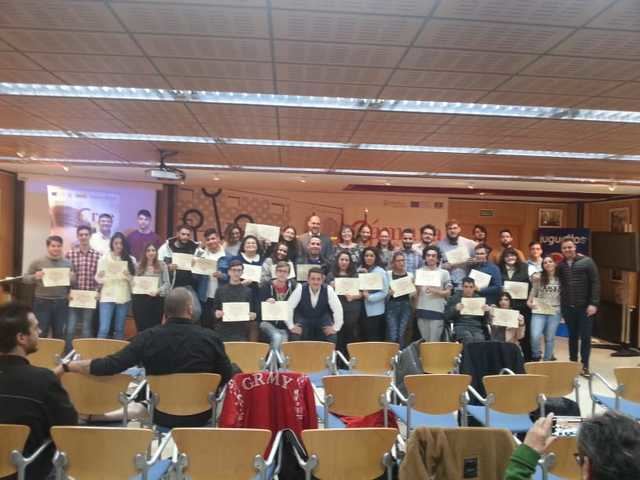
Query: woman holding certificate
261 242 295 285
489 292 525 344
95 233 136 340
132 243 170 332
334 225 361 266
527 256 561 362
355 223 373 249
223 223 243 257
358 247 389 341
232 235 263 341
386 251 414 347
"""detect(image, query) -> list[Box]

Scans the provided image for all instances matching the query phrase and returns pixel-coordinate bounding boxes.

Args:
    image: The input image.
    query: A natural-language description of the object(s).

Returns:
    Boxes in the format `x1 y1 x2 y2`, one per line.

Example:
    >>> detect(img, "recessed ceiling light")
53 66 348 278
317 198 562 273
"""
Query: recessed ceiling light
62 165 69 172
479 192 486 196
16 150 25 158
608 183 617 192
384 181 392 186
467 184 475 189
299 178 307 183
213 176 220 181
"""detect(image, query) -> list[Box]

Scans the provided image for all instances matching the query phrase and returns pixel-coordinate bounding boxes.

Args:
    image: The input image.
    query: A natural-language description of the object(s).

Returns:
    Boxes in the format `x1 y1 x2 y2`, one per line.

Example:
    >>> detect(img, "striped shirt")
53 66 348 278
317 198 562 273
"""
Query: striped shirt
65 247 100 291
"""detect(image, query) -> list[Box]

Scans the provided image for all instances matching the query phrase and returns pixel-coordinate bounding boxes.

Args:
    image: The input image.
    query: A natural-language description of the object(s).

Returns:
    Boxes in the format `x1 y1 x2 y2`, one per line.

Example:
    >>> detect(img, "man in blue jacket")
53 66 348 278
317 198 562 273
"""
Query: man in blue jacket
468 244 503 306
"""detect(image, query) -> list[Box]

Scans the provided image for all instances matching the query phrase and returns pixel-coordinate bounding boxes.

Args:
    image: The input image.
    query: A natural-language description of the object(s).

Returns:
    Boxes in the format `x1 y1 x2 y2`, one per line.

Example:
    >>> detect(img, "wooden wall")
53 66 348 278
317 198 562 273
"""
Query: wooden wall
0 171 15 279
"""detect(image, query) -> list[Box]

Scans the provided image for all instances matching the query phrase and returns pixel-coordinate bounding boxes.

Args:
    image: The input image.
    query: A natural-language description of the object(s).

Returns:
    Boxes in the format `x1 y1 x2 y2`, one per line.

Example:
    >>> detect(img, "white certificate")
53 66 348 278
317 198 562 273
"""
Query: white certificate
359 272 383 291
415 269 441 287
132 276 159 295
104 260 127 280
492 308 520 328
390 275 416 298
69 290 97 309
469 269 491 290
334 277 360 295
241 264 262 283
270 263 295 280
503 281 529 300
223 302 251 322
461 297 486 316
445 247 470 265
261 301 289 321
532 298 558 315
172 253 194 271
42 268 70 287
192 257 217 276
245 223 281 243
296 264 315 282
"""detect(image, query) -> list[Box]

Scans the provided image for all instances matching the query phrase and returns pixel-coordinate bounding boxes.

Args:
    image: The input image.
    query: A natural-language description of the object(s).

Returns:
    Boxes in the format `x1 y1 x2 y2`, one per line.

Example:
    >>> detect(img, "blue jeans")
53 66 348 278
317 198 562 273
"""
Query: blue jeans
66 307 95 351
98 302 130 340
530 312 561 361
33 297 68 339
386 300 411 347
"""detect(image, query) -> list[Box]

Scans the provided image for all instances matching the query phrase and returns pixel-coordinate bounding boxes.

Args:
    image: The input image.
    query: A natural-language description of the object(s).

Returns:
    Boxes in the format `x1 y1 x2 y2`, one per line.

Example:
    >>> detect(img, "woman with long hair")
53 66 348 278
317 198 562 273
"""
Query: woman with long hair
95 232 136 339
358 247 389 341
355 223 373 249
490 291 525 344
132 243 170 332
335 224 361 266
375 227 394 268
527 256 562 361
499 247 532 360
386 251 414 347
261 241 294 284
223 223 243 257
328 250 362 358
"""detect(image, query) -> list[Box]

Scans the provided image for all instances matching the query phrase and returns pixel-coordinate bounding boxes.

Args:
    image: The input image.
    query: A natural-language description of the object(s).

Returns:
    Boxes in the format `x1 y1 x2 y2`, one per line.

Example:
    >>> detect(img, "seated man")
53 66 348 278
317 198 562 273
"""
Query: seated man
444 277 490 344
58 287 232 428
0 303 78 480
505 411 640 480
288 267 343 342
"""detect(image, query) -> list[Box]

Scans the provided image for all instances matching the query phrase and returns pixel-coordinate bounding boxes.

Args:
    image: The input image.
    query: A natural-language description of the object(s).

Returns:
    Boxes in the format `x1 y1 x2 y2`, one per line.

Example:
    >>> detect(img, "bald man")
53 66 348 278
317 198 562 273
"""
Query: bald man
299 215 333 259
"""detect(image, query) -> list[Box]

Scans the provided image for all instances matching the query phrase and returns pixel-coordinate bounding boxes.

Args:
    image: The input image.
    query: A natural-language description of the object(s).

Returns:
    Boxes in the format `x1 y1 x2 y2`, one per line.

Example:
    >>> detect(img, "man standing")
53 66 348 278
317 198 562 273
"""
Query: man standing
65 225 100 350
288 267 343 343
415 246 451 342
299 215 333 260
0 303 78 479
90 213 113 255
444 277 489 345
213 260 258 341
158 224 199 289
126 209 161 261
412 224 437 256
527 241 544 277
57 288 232 428
194 228 229 329
23 236 74 340
468 244 503 306
438 220 476 289
558 238 600 376
489 229 526 264
399 228 423 274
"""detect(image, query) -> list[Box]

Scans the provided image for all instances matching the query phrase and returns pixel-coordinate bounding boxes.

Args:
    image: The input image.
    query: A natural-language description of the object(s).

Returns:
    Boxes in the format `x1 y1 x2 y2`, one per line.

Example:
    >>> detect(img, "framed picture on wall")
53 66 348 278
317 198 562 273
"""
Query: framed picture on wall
538 208 562 228
609 207 630 233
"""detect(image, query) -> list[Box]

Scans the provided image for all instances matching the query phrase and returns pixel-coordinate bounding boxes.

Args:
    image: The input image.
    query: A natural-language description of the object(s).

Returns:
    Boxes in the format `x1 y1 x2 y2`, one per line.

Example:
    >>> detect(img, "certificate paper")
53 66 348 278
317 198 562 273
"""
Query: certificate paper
69 290 97 309
132 276 159 295
445 247 470 265
415 269 441 287
492 308 520 328
223 302 251 322
42 268 70 287
245 223 281 243
296 264 314 282
469 269 491 290
503 281 529 300
532 298 557 315
104 260 127 280
261 301 289 321
390 275 416 297
192 257 217 276
172 253 194 271
461 297 486 316
359 272 383 291
334 277 360 295
241 264 262 283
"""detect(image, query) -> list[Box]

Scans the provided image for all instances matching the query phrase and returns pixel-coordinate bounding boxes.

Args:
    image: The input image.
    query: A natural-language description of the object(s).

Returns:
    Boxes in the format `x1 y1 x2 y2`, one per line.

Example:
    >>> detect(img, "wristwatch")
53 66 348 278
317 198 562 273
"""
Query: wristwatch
61 361 70 373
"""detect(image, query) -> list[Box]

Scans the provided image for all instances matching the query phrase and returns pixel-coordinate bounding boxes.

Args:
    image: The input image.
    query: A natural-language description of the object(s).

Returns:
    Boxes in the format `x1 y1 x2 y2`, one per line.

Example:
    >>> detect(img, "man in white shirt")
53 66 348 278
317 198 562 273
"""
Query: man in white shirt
438 219 476 289
288 268 343 343
89 213 113 255
194 228 229 329
527 241 544 277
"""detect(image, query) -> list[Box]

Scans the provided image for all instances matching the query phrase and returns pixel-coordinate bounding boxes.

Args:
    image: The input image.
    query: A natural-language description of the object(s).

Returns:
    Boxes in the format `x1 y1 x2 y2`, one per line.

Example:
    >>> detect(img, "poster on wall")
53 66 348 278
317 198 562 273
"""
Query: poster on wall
538 228 590 263
47 185 120 247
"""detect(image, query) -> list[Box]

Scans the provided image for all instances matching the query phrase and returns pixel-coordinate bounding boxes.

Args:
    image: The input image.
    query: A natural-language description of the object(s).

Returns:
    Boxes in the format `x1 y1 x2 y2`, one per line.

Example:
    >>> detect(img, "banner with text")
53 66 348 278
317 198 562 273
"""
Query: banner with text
538 228 590 263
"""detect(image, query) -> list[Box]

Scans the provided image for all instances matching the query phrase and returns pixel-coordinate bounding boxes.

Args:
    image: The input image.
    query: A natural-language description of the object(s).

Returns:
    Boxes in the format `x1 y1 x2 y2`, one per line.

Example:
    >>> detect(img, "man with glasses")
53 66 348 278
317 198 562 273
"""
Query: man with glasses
212 259 257 341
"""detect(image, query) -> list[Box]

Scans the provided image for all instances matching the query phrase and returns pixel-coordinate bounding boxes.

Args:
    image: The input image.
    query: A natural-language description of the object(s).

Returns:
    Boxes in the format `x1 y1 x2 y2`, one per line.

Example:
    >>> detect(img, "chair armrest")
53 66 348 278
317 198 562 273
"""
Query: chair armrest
389 383 409 404
334 350 352 371
255 430 284 478
135 432 174 480
589 372 621 395
467 385 488 405
126 380 148 403
63 350 76 362
11 439 52 471
499 368 516 375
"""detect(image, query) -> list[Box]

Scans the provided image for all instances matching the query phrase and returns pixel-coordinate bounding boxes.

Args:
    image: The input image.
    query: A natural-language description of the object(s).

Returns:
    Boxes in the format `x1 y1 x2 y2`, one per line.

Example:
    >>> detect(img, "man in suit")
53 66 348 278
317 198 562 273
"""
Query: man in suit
299 215 333 260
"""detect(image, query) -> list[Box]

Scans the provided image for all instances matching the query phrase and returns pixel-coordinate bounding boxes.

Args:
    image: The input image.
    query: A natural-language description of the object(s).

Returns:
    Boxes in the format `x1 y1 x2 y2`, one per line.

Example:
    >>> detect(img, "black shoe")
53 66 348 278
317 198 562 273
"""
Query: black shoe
581 367 591 377
549 356 557 361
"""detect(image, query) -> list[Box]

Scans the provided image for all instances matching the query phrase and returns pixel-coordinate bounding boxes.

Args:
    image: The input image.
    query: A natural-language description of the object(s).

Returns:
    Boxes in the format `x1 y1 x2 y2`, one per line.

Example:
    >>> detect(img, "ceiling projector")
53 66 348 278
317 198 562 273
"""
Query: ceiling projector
146 166 186 181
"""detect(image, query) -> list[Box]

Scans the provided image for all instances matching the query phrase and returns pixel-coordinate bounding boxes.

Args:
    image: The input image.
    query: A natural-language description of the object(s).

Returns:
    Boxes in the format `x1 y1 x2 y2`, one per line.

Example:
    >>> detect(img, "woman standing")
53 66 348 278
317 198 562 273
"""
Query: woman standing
96 232 136 339
335 225 361 265
261 242 294 285
223 223 243 257
527 256 562 361
490 292 525 344
132 243 170 333
376 228 394 269
499 248 532 361
328 250 362 358
280 225 302 264
232 235 263 341
386 251 414 347
358 247 389 341
355 223 373 249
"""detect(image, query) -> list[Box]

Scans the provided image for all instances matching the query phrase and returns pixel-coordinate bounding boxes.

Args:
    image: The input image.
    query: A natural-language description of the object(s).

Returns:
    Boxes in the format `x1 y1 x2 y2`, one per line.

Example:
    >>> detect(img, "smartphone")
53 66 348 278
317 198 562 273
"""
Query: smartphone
552 416 583 437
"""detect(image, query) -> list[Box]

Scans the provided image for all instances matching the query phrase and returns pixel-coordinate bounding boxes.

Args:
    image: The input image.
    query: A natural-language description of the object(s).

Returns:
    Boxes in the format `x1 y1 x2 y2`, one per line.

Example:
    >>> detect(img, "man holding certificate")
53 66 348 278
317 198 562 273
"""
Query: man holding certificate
297 236 329 277
438 219 476 289
194 228 229 329
157 224 199 289
212 260 257 341
259 261 301 346
444 277 490 344
467 244 503 306
415 246 452 342
24 235 74 341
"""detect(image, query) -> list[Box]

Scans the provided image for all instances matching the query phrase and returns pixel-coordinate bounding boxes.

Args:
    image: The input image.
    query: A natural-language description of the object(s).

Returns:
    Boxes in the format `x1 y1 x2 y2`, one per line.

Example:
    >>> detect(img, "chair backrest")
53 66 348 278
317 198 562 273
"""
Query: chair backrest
148 373 221 415
61 373 131 415
302 428 396 480
525 361 580 397
172 428 271 480
615 367 640 403
405 374 471 414
72 338 129 359
323 375 390 417
420 342 462 374
282 341 334 373
0 424 29 478
347 342 399 374
224 341 269 373
29 338 65 369
547 435 581 480
483 374 548 414
51 426 152 479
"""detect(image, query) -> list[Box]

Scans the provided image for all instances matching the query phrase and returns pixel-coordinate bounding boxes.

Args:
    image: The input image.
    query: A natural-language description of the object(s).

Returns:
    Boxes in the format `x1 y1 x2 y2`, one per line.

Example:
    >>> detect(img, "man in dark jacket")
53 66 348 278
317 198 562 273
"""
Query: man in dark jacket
157 224 199 289
558 238 600 376
0 303 78 480
445 277 490 344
